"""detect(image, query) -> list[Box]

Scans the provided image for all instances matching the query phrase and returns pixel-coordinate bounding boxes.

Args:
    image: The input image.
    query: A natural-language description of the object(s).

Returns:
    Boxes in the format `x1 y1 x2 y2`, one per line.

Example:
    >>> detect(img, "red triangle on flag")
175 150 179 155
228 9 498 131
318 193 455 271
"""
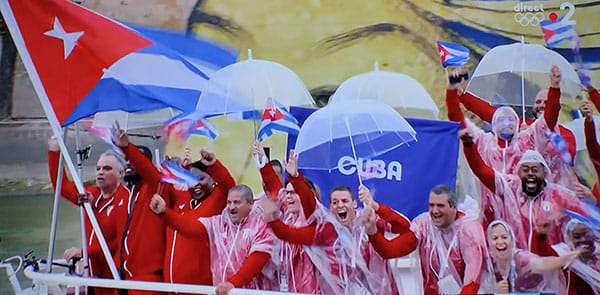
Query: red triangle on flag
7 0 153 124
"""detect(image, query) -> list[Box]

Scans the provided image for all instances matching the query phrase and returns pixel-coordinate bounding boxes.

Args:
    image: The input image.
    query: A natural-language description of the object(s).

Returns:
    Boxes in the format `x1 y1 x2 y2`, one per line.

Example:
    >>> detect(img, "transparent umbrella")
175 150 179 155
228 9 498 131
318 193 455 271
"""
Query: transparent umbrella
294 99 417 184
195 49 314 116
564 115 600 151
466 40 581 118
329 62 439 119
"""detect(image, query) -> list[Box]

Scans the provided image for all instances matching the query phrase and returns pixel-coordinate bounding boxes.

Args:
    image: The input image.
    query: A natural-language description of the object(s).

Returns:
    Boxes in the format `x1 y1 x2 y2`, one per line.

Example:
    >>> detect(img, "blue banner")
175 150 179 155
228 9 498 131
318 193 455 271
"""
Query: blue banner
287 107 460 220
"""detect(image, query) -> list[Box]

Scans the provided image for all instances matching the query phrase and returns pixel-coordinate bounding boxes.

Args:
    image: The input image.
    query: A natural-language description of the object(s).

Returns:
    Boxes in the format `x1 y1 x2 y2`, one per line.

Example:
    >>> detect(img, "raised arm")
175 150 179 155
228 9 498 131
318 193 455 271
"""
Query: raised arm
446 89 466 128
202 150 235 193
544 65 562 130
47 138 80 205
285 150 316 217
459 91 497 123
376 204 412 234
460 130 496 192
587 86 600 111
259 163 283 201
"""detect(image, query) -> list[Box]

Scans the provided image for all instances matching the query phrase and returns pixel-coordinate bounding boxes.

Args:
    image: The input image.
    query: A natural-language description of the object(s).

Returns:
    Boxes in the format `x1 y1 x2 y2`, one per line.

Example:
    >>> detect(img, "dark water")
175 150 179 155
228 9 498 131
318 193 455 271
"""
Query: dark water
0 194 81 294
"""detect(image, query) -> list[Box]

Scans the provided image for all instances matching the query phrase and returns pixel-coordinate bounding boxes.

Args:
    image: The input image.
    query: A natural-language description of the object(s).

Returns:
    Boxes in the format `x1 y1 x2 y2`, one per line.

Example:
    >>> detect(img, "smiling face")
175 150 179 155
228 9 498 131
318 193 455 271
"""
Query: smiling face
188 167 215 200
517 162 546 196
489 223 512 262
284 182 302 214
329 189 357 228
226 190 253 224
95 155 123 193
428 192 456 229
570 223 596 258
533 90 548 119
492 108 518 141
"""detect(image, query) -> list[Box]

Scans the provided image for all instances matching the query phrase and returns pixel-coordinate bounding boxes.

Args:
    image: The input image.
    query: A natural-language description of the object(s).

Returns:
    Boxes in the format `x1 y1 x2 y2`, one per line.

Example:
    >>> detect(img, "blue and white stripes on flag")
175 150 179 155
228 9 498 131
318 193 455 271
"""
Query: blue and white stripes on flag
541 17 577 48
225 110 262 121
162 111 218 143
160 160 200 187
84 122 124 156
563 199 600 231
436 41 470 67
544 129 573 167
258 98 300 142
189 118 219 141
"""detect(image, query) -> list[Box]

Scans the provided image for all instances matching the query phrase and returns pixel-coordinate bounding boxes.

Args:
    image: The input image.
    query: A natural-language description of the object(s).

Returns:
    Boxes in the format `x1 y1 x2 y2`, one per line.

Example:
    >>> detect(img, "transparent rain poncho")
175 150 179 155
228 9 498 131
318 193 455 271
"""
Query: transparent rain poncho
494 150 583 250
466 107 531 234
295 202 398 295
552 219 600 295
480 220 567 295
411 212 487 295
198 208 276 289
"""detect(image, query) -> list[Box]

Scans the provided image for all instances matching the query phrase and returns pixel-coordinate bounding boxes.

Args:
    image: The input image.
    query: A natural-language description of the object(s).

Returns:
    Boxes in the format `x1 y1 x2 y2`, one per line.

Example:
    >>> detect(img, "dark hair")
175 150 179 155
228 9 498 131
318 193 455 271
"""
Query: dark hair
269 159 283 173
329 185 353 204
430 184 457 208
136 145 152 161
190 160 207 173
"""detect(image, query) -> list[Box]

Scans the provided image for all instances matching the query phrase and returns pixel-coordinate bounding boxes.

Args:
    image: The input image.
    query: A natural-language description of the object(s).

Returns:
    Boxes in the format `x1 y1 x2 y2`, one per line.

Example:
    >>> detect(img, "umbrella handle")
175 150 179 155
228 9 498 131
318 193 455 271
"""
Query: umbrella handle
343 117 363 187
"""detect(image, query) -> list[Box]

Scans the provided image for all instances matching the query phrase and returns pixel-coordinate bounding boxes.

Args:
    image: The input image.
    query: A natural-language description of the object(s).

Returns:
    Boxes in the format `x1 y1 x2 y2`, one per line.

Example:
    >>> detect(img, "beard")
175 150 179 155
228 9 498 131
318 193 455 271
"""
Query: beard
123 173 141 184
521 178 545 197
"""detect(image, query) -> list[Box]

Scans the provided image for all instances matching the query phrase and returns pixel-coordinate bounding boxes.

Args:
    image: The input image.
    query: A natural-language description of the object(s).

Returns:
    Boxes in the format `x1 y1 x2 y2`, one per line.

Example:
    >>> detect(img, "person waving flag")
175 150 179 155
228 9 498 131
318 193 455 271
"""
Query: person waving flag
257 97 300 142
436 41 470 68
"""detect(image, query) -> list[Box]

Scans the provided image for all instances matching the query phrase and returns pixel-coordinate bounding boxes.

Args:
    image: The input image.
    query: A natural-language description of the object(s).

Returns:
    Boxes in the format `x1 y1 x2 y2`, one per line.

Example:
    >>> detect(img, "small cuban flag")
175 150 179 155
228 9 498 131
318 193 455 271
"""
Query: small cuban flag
563 199 600 231
436 41 470 68
162 112 218 143
257 98 300 142
160 160 200 187
544 129 573 167
540 17 577 48
83 121 124 156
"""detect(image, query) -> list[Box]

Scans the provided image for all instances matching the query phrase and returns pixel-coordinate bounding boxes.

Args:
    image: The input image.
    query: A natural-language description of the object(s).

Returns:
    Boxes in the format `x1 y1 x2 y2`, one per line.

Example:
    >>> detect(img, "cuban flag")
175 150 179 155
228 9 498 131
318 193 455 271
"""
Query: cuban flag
82 121 124 156
0 0 230 132
160 161 200 187
436 41 470 67
162 112 218 142
257 98 300 142
544 129 573 167
541 17 577 48
563 199 600 231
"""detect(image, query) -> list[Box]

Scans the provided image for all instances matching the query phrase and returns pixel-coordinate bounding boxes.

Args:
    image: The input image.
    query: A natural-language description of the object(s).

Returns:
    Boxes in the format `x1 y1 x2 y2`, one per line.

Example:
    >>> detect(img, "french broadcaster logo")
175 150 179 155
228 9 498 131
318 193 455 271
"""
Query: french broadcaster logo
514 12 545 26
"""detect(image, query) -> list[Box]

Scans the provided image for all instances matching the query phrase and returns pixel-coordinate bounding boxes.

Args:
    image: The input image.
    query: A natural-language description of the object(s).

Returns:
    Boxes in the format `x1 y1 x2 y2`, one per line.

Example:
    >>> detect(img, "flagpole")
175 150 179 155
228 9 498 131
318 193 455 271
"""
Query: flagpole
0 2 120 280
46 127 68 273
520 36 526 120
75 123 90 287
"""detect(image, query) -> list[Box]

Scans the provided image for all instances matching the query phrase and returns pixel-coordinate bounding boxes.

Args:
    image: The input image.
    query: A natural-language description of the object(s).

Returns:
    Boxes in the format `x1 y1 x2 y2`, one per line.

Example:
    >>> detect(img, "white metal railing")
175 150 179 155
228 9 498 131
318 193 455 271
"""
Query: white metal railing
24 265 312 295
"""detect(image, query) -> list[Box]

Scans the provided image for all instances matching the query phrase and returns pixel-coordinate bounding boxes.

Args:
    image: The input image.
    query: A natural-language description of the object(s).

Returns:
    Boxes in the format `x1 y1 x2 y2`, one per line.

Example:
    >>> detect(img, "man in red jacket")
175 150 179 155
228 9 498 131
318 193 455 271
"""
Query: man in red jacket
112 125 166 295
150 185 275 295
163 150 235 290
48 138 127 295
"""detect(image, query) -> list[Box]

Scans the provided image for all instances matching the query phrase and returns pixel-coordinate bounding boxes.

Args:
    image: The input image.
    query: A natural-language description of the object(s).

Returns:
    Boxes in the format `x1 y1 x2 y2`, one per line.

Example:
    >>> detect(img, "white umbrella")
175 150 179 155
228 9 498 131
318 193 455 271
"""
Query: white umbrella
466 40 581 118
294 100 417 184
564 116 600 151
195 49 314 116
92 108 180 136
330 62 439 119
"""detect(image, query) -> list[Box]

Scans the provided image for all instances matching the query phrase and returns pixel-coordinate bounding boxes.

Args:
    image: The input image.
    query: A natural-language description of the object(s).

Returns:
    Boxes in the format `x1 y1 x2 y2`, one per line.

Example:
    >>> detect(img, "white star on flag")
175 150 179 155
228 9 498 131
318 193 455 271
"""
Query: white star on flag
44 17 84 60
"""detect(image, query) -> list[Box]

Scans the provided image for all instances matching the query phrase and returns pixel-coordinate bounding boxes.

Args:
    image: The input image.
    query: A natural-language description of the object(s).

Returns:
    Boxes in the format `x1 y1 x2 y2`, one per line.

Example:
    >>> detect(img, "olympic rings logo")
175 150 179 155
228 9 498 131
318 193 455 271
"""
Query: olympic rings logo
514 12 545 26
